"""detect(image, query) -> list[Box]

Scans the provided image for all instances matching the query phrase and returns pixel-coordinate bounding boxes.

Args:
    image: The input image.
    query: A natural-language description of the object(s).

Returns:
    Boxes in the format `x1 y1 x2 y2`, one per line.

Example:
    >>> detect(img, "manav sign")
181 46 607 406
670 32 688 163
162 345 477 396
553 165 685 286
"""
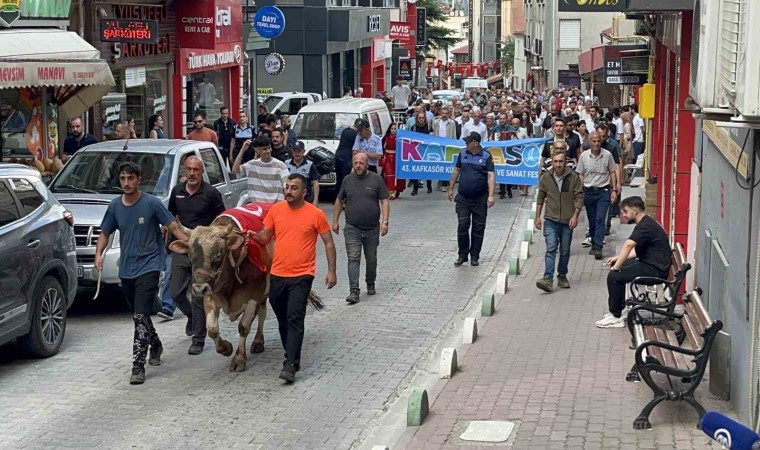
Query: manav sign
558 0 628 12
1 0 73 27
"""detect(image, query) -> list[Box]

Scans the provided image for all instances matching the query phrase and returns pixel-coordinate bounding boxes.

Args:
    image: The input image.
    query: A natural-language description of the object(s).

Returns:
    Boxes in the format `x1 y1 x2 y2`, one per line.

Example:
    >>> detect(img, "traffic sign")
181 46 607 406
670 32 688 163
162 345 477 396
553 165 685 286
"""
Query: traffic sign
253 6 286 40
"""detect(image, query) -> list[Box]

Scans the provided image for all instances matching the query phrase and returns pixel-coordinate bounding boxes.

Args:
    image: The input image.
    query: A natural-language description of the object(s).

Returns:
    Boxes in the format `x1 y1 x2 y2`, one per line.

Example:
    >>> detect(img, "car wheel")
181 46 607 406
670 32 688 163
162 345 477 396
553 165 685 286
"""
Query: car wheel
20 276 66 357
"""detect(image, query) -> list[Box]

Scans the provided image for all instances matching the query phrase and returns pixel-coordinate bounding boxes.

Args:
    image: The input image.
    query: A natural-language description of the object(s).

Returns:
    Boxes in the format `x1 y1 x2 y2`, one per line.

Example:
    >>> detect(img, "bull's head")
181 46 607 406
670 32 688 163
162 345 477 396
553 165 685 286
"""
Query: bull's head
168 224 245 297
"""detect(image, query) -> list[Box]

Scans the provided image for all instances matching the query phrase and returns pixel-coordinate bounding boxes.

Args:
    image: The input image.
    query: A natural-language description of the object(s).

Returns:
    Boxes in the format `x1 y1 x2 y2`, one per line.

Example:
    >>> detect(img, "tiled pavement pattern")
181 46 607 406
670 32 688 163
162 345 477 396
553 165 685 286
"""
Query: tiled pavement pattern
404 208 734 450
0 191 527 449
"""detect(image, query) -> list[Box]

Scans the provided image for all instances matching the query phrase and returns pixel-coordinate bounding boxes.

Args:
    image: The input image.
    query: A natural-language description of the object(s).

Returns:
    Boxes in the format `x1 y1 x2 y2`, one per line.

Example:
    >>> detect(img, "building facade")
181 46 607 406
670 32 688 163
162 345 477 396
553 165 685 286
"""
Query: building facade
253 0 394 99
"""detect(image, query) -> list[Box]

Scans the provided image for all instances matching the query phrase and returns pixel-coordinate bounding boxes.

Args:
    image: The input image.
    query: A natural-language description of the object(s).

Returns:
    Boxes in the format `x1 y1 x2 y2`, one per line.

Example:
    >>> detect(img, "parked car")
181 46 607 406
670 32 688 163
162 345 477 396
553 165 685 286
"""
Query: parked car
293 98 392 189
262 92 323 116
47 140 247 307
431 89 462 105
0 164 77 357
462 77 488 92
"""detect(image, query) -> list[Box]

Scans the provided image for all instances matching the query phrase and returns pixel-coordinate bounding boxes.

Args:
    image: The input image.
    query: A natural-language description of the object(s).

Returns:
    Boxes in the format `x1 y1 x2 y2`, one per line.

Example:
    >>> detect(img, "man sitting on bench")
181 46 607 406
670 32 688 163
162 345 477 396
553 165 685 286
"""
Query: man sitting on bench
596 196 671 329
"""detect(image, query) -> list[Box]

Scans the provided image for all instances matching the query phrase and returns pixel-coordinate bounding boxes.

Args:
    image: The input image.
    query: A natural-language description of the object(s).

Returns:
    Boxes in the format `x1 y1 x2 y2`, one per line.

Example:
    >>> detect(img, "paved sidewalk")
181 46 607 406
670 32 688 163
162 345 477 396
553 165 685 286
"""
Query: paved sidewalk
404 212 733 449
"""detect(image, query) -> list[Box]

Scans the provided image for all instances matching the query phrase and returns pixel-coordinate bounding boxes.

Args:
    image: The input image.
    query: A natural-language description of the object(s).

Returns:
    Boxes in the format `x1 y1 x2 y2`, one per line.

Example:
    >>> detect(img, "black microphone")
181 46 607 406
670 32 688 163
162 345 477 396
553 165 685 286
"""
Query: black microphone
701 411 760 450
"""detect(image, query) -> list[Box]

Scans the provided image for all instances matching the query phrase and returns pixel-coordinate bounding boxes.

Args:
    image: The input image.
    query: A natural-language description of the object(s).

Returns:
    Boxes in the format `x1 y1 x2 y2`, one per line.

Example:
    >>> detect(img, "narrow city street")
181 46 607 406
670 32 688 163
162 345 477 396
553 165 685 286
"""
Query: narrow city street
0 192 527 449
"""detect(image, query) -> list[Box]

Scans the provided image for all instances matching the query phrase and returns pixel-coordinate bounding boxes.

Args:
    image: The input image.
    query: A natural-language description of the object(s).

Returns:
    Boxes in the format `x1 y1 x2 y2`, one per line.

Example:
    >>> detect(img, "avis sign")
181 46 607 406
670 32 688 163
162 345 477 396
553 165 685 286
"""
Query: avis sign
175 0 242 49
390 21 415 57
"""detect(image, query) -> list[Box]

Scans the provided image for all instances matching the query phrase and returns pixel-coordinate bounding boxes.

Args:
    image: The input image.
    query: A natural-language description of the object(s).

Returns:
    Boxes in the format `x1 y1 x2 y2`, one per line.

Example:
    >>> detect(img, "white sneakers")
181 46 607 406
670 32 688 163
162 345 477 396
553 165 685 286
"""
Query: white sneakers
582 237 592 247
595 313 625 328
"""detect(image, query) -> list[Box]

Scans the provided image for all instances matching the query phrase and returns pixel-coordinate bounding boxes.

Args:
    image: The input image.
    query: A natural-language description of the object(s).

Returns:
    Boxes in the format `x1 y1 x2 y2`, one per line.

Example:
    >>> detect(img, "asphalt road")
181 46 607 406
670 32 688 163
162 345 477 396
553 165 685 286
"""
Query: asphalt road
0 189 528 449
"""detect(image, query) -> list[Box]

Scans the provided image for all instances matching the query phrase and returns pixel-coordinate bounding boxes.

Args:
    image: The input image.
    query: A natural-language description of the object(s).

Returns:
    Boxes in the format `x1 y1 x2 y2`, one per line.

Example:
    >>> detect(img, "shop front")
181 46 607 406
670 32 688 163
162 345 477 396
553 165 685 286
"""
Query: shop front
173 0 244 135
0 28 114 161
93 1 176 140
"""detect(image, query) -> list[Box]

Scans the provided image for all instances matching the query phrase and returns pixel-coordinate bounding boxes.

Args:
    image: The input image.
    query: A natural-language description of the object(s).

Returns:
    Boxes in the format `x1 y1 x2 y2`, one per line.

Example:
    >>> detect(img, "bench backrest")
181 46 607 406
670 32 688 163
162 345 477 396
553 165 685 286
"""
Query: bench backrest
682 290 723 370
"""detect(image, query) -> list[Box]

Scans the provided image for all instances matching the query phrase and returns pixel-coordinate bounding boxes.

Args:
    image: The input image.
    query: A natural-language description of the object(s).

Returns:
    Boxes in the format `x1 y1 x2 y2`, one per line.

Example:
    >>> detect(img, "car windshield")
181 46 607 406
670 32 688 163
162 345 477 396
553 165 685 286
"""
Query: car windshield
433 93 459 101
49 152 174 197
263 95 283 113
294 112 360 140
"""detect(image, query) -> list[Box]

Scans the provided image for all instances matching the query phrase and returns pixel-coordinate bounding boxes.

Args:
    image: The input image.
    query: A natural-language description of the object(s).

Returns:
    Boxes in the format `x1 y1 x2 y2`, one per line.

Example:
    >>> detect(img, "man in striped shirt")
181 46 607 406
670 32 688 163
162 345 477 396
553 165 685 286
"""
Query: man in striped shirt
232 135 290 204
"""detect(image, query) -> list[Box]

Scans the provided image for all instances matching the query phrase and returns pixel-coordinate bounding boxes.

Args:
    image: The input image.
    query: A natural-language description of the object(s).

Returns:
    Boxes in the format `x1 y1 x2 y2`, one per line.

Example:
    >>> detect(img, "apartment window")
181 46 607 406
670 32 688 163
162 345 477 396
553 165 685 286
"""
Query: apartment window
559 19 581 50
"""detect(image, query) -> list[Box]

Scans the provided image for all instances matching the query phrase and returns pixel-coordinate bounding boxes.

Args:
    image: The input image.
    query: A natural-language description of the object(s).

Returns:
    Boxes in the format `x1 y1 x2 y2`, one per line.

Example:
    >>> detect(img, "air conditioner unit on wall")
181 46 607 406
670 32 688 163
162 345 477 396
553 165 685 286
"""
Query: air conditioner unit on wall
730 0 760 118
689 0 731 115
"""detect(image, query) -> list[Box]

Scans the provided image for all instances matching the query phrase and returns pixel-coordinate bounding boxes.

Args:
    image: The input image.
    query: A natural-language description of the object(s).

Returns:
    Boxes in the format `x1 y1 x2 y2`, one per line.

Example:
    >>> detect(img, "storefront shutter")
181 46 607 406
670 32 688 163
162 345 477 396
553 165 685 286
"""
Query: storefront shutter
559 20 581 50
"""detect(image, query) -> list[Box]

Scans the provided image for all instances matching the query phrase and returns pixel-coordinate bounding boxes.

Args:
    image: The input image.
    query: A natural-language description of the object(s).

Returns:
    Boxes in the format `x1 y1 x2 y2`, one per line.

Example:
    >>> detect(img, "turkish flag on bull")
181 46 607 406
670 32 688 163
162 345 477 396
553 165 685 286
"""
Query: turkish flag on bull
448 64 455 77
427 62 433 77
436 60 443 69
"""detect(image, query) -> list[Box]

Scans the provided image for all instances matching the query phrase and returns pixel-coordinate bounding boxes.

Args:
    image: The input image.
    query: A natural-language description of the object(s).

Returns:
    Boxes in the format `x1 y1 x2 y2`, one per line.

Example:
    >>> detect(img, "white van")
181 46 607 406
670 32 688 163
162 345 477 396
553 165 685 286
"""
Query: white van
462 77 488 92
293 98 392 188
262 92 323 116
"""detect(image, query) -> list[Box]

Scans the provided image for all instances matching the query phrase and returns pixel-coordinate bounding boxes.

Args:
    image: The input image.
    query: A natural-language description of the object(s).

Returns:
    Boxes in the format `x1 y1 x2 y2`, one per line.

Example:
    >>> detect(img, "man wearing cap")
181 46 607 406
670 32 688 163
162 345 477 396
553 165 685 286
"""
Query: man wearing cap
352 119 383 173
447 132 496 267
285 141 321 204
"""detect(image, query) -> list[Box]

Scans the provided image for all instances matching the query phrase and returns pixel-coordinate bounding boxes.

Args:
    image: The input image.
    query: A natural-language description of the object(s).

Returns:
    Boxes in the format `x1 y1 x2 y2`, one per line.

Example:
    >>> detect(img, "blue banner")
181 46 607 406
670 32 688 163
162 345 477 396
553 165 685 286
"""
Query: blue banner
395 130 548 186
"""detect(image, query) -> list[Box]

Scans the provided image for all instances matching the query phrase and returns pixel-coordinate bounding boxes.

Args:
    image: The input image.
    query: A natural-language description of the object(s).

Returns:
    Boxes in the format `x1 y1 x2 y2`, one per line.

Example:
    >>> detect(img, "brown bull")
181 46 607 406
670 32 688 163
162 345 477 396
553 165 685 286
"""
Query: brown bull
169 217 269 372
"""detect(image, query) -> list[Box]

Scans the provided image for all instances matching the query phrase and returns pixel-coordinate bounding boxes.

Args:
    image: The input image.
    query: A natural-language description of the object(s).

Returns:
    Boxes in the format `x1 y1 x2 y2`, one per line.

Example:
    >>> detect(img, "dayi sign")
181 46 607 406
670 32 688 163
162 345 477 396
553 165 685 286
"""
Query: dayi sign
175 0 242 49
396 130 548 185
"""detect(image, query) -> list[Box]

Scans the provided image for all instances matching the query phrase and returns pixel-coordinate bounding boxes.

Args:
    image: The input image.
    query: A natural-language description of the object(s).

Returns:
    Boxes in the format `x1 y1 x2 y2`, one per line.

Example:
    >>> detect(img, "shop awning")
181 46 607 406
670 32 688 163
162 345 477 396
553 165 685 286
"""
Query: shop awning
0 29 115 118
451 42 469 55
579 44 605 75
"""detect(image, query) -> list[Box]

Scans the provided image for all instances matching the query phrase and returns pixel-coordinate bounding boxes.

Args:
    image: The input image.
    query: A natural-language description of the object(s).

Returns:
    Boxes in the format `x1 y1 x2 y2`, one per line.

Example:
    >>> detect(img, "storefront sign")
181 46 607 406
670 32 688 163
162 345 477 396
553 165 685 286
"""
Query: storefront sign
367 15 381 33
558 0 628 12
176 0 242 49
257 87 273 95
374 37 391 62
415 8 426 47
399 57 412 81
112 35 172 61
0 0 21 27
253 6 285 40
390 21 414 57
100 18 159 44
153 95 166 113
105 104 122 123
264 52 285 75
603 44 648 85
125 66 146 87
0 61 110 88
115 4 166 22
177 42 243 74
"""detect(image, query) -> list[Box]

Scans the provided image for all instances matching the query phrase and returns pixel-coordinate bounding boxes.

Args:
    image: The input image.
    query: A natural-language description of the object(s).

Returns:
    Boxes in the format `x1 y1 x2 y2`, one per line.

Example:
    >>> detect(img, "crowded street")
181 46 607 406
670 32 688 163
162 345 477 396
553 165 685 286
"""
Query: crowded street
0 193 528 449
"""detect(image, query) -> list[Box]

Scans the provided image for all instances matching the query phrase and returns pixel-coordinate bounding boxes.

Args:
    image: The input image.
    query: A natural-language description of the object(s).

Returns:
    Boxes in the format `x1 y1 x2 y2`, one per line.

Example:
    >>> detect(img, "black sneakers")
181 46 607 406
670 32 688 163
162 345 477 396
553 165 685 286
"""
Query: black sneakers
185 319 192 337
470 259 480 266
557 274 571 289
130 366 145 385
346 290 360 304
188 342 204 355
366 283 376 295
148 342 163 366
279 361 297 383
454 256 468 266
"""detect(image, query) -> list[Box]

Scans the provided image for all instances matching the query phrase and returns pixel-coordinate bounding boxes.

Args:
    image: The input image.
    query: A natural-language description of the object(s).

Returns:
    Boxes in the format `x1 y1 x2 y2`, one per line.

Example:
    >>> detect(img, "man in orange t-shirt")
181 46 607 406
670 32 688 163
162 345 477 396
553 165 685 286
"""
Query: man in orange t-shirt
186 113 219 146
250 173 337 383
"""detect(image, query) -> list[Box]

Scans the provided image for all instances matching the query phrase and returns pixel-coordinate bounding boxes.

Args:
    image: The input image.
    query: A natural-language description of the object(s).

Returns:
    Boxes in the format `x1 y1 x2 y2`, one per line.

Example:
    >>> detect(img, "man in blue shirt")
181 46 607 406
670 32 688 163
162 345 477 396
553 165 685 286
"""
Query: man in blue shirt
95 161 189 385
447 132 496 266
352 119 383 173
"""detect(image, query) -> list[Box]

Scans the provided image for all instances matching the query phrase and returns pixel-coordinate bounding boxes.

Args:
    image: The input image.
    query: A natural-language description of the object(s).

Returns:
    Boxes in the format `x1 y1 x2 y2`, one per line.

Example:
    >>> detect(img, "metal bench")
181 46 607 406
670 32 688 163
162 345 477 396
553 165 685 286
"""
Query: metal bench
625 289 723 430
625 153 644 183
625 243 690 321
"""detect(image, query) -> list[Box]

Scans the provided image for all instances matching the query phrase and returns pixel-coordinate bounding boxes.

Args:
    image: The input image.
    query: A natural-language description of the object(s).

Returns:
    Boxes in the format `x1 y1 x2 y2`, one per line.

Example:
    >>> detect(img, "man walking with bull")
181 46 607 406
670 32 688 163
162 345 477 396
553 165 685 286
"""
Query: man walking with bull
250 173 337 383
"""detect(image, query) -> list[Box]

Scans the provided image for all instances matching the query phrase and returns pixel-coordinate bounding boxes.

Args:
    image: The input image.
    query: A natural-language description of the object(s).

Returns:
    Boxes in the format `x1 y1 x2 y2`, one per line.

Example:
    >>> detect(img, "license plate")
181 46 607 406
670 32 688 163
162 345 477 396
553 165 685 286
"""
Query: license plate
320 173 336 182
77 266 84 278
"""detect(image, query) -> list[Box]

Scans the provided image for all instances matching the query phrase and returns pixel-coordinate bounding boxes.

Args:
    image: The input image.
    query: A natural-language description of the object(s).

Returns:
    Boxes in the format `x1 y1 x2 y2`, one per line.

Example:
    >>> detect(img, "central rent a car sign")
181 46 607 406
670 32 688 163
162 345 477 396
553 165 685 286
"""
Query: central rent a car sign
175 0 242 49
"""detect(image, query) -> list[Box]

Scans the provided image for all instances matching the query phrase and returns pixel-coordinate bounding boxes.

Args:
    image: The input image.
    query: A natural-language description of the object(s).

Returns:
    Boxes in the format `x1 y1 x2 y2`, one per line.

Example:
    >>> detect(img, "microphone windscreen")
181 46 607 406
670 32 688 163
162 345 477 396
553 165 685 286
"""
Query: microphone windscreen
701 411 760 450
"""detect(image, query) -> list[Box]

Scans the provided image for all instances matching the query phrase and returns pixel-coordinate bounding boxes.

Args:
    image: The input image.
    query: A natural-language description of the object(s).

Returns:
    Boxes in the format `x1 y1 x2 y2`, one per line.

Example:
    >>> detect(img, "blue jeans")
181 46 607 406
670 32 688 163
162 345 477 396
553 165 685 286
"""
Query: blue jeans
543 219 573 279
161 253 175 313
633 141 644 161
584 187 611 248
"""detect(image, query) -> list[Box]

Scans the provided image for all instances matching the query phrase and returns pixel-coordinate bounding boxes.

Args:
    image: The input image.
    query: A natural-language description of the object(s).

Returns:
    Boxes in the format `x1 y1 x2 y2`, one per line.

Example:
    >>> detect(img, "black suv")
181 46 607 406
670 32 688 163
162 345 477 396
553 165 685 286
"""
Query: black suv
0 164 77 357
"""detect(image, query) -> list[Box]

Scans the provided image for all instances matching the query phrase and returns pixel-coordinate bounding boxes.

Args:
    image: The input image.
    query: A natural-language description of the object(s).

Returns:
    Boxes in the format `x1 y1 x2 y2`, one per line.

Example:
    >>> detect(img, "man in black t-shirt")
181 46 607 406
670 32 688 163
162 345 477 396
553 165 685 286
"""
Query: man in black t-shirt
332 152 390 304
596 196 671 329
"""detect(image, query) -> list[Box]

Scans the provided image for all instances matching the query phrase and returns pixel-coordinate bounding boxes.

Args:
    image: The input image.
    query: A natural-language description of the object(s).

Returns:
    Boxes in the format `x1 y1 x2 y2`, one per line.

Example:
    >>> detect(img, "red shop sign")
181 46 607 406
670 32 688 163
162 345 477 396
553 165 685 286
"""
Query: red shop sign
176 42 244 75
175 0 242 49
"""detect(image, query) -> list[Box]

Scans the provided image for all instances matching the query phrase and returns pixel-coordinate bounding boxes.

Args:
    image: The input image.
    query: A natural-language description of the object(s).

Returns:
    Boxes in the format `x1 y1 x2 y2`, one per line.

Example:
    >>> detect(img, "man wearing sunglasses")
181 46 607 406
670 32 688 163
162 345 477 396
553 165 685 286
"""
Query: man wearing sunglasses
186 113 219 146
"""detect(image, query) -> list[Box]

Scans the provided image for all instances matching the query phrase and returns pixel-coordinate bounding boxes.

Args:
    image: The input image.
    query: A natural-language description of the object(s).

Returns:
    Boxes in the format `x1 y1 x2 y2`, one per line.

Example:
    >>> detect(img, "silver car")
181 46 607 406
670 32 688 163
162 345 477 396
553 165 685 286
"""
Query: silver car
0 164 77 357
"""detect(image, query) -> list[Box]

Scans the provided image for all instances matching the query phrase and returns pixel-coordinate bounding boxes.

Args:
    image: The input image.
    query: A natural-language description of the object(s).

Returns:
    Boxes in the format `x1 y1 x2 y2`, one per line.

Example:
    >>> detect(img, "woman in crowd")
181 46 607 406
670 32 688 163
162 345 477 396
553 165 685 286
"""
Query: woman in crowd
381 123 405 200
577 120 590 147
408 111 432 196
620 111 634 164
148 115 165 139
